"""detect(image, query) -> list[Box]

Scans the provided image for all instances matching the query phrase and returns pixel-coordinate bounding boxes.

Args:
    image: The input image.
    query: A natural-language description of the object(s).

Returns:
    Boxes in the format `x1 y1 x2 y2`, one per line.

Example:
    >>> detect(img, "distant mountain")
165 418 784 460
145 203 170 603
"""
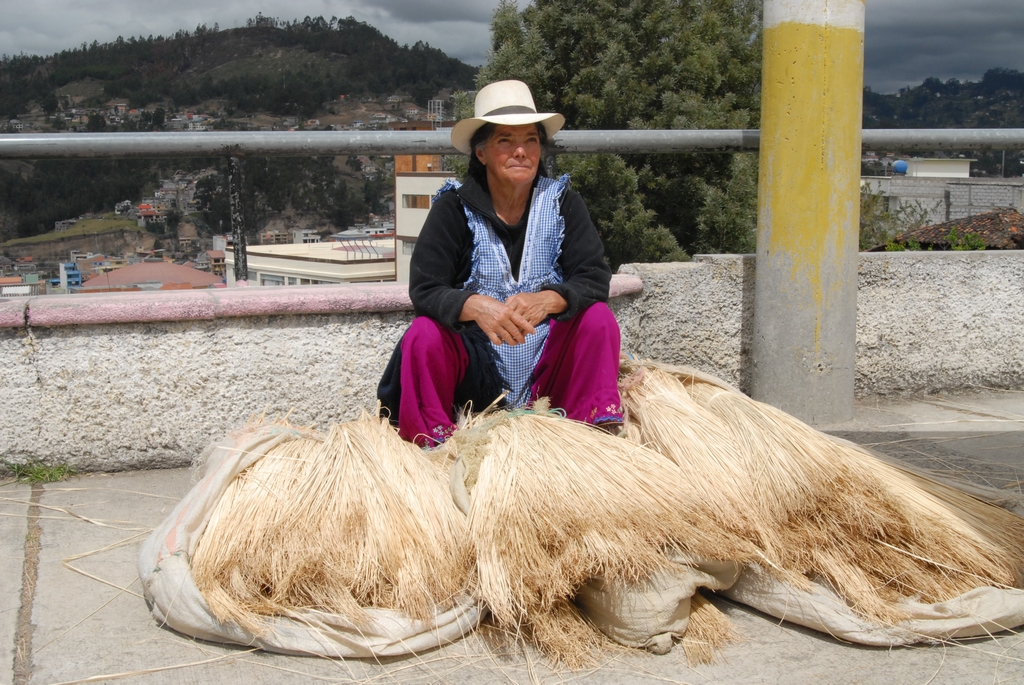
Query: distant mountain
862 69 1024 178
863 68 1024 129
0 14 478 118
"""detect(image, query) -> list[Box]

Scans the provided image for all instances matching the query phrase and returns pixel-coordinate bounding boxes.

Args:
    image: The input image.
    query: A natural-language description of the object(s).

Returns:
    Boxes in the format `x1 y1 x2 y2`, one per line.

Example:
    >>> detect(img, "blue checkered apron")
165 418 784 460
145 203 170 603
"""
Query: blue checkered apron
436 175 569 408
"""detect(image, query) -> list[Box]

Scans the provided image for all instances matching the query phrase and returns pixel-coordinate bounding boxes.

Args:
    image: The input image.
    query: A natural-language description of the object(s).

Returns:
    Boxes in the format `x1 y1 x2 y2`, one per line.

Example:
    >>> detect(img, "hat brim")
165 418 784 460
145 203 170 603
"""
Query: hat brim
451 112 565 155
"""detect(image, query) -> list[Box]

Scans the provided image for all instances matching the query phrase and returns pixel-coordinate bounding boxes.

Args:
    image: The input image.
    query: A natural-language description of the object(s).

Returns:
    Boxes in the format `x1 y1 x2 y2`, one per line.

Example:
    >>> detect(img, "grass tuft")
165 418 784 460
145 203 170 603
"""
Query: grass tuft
2 460 77 484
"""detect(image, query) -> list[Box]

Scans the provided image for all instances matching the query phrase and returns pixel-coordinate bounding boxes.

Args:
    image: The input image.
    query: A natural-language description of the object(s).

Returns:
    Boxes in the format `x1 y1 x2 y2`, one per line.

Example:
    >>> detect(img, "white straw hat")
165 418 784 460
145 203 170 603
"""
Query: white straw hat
450 80 565 155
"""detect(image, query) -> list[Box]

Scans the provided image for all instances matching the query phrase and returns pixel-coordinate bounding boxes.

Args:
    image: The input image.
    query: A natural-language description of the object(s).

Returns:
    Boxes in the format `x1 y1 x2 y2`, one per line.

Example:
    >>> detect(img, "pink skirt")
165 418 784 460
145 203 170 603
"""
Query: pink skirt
393 303 623 447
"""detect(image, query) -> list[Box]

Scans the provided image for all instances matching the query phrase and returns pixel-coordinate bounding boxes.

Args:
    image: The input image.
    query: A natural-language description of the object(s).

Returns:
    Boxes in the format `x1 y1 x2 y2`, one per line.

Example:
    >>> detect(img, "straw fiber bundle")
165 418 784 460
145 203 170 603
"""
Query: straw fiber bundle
617 367 775 548
681 593 739 665
620 361 1024 625
191 415 473 634
446 404 757 665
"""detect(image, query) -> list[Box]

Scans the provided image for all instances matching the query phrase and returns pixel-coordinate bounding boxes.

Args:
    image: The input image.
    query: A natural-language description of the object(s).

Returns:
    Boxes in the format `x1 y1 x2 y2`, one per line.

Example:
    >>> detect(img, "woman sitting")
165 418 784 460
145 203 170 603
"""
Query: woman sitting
378 80 622 446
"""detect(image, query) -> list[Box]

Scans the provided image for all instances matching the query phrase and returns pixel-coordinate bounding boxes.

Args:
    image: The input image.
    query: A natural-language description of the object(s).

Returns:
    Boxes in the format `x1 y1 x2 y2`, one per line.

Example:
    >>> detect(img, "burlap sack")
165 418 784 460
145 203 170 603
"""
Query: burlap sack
139 425 482 658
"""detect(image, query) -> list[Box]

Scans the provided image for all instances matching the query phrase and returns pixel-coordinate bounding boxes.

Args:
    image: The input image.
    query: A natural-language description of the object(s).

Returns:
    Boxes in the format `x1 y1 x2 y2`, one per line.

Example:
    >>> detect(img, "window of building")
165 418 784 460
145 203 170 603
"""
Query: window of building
402 241 416 255
402 194 431 209
287 277 298 285
261 274 285 286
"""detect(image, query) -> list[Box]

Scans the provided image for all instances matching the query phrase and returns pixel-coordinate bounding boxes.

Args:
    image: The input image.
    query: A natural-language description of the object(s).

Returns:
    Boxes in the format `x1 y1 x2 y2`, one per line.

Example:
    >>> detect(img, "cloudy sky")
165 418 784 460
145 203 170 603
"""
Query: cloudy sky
1 0 1021 94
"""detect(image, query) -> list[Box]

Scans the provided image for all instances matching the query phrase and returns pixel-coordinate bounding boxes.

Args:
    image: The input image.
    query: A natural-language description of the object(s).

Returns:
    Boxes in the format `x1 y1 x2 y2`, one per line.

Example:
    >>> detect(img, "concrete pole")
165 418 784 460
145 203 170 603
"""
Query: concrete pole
228 156 249 285
751 0 865 424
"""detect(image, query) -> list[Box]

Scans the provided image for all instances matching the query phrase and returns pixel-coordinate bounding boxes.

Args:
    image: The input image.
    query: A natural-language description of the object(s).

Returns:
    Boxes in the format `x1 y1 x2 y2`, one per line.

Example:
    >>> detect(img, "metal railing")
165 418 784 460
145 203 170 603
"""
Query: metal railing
1 128 1023 159
3 128 1021 283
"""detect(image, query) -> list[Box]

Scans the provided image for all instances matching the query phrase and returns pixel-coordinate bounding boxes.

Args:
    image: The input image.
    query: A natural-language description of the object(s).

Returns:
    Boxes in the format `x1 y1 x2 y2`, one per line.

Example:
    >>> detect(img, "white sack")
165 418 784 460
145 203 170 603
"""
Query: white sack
138 425 482 658
576 555 741 652
722 564 1024 646
453 451 744 652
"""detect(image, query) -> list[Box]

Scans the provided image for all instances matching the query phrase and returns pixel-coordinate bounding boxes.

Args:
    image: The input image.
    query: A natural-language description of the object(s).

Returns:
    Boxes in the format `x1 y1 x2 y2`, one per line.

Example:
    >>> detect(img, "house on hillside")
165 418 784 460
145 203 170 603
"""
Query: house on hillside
136 204 165 225
404 105 427 119
1 274 42 298
260 229 290 245
870 209 1024 251
194 250 226 276
79 254 114 277
79 261 223 292
292 229 321 244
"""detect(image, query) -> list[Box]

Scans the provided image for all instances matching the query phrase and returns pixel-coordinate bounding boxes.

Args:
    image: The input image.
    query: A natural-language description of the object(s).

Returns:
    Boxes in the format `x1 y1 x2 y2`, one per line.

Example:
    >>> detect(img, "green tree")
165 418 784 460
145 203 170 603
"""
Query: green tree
40 92 59 115
363 172 392 216
332 179 364 228
859 187 931 250
165 208 182 231
195 174 230 230
86 113 107 131
691 152 758 255
946 227 986 251
478 0 762 265
557 154 687 266
138 108 166 131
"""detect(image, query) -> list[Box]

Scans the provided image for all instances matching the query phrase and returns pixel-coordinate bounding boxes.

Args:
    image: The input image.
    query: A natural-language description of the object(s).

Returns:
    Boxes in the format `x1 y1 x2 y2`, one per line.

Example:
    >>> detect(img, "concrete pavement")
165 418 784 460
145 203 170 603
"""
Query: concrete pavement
2 389 1023 685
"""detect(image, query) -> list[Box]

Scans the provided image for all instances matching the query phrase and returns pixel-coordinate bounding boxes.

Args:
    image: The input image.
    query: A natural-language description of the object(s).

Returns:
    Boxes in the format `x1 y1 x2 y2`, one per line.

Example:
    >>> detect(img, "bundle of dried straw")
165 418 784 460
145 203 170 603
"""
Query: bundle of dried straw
191 415 473 633
444 403 756 665
620 359 1024 625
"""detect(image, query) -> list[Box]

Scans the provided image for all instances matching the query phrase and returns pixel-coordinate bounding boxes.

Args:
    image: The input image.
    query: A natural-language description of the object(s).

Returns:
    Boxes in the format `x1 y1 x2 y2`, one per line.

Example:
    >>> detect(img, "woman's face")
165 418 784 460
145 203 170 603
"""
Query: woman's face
475 124 542 193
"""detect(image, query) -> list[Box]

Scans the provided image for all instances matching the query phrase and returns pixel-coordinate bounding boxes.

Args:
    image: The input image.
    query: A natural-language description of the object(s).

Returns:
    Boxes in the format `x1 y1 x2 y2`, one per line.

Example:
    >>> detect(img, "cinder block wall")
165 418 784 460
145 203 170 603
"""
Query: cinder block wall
2 251 1022 471
948 182 1024 220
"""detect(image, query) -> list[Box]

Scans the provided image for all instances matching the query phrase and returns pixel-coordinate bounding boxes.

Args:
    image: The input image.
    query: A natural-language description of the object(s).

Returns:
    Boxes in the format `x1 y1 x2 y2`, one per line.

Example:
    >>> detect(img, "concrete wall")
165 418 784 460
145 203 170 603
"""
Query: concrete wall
2 254 1022 471
947 181 1024 220
886 177 950 225
614 258 753 390
617 252 1024 398
2 310 411 471
874 176 1024 226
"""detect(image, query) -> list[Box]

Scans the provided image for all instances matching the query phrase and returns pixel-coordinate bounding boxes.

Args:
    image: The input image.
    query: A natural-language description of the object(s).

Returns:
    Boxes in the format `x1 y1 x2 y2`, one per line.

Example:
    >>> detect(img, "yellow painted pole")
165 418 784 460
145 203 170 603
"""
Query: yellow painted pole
750 0 865 424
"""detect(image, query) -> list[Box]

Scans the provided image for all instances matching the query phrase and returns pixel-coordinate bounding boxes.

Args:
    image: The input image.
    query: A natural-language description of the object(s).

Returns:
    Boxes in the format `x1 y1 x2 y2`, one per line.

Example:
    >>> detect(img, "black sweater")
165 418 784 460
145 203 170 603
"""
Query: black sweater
409 176 611 329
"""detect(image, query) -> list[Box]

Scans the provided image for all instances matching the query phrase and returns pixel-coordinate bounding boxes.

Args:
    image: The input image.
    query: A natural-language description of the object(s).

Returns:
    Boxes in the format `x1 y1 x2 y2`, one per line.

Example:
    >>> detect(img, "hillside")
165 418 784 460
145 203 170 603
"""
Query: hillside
862 68 1024 177
1 224 156 262
0 15 477 118
0 16 475 244
1 213 141 246
863 69 1024 129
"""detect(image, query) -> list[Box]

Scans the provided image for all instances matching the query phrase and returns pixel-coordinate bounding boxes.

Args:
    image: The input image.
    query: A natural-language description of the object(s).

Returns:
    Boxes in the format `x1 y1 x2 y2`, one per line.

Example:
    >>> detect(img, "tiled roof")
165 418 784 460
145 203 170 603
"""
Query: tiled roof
81 262 222 288
892 209 1024 250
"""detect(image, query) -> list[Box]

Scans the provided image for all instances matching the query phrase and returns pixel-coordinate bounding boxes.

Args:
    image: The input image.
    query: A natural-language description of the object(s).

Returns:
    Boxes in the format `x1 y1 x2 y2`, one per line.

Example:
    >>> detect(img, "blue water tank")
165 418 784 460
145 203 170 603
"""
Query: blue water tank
893 160 908 175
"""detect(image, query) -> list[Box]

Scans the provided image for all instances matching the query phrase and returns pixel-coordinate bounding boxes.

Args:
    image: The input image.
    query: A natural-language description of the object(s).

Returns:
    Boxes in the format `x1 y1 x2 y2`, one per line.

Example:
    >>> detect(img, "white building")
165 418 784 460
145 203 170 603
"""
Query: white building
904 158 973 179
292 229 322 244
394 172 455 283
225 240 395 286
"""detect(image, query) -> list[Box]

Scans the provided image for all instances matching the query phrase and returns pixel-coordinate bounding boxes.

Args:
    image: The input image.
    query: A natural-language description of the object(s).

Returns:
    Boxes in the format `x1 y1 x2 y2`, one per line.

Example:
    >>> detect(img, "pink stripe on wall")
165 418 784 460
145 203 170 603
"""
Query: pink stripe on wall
1 275 643 328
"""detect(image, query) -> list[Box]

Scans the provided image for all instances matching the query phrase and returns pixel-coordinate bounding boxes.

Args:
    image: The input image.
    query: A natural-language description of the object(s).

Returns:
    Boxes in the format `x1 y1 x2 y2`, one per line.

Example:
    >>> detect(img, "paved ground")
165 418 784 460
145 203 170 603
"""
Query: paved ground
2 389 1024 685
